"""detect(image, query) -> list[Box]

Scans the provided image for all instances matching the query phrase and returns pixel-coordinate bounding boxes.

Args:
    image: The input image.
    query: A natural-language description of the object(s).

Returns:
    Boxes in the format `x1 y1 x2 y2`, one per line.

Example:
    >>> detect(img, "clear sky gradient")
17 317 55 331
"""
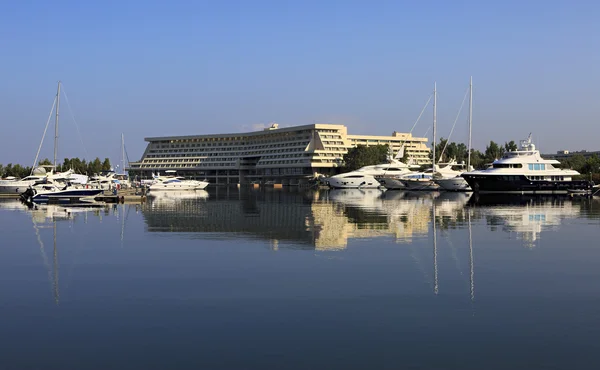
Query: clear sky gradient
1 0 598 166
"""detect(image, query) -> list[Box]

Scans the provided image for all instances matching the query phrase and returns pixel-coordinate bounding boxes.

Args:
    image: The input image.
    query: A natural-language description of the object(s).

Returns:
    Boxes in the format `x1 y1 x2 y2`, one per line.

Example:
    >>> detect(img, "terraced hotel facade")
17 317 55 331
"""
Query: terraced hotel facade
129 123 431 185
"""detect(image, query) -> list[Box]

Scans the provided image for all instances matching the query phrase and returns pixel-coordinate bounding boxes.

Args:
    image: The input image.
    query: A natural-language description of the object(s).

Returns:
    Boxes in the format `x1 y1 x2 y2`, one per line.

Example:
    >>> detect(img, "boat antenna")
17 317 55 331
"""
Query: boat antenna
54 81 61 169
432 82 437 175
467 76 473 170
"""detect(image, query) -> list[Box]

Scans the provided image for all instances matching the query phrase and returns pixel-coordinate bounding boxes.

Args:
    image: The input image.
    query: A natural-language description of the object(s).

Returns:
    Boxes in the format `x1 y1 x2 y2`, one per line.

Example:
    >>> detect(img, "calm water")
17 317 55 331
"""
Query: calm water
1 188 600 370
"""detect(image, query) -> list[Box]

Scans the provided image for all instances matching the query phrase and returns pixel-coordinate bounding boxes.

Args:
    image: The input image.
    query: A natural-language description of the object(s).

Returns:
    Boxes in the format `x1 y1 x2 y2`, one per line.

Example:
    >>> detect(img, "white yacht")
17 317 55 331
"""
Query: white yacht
0 167 74 195
327 147 418 190
461 135 592 194
326 172 380 189
433 162 473 191
148 171 209 191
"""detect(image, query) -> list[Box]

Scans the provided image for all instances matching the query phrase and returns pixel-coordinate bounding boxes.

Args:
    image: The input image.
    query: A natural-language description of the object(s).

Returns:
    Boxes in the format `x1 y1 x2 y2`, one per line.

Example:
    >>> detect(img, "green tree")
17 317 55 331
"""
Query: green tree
469 149 486 169
582 154 600 175
102 158 111 171
88 157 103 175
504 140 518 152
4 163 13 177
38 158 52 166
561 154 586 172
0 164 4 177
485 141 504 163
343 145 388 172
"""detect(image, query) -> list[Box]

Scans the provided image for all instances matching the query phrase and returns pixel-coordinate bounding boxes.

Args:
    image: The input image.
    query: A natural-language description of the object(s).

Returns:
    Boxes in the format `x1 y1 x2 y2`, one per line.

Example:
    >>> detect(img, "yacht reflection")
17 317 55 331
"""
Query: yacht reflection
469 194 581 248
0 198 29 211
142 189 473 250
148 190 209 208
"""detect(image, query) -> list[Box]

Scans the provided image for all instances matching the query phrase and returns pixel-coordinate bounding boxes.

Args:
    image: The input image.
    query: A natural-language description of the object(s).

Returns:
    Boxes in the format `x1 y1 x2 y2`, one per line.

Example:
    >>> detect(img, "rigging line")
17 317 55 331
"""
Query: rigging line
124 145 131 167
423 126 431 139
32 97 57 173
61 85 90 160
439 86 469 162
409 94 433 135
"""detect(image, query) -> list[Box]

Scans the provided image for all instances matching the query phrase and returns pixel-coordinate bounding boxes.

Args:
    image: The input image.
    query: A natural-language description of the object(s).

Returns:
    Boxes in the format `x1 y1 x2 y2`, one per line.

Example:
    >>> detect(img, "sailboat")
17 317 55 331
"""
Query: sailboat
435 77 474 191
21 82 103 204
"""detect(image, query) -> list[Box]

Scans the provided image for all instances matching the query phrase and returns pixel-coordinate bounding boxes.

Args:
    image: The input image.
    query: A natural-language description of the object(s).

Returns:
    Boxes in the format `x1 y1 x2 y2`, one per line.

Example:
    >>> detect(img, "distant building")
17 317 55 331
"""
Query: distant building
128 123 431 185
544 150 600 160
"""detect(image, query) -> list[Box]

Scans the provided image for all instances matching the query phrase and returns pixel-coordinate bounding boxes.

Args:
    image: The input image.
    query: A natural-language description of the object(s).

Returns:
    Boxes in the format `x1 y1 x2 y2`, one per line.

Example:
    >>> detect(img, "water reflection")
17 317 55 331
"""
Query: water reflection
0 200 124 305
140 189 599 250
468 194 590 248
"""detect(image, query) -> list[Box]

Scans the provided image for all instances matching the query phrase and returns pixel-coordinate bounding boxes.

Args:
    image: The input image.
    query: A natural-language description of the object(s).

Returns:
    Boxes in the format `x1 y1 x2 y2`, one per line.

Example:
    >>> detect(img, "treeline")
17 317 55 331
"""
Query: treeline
0 157 112 178
431 138 519 169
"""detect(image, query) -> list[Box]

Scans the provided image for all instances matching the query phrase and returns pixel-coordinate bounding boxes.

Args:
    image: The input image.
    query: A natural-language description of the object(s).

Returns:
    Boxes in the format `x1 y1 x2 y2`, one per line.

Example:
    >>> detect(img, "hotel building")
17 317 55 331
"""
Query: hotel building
129 123 431 185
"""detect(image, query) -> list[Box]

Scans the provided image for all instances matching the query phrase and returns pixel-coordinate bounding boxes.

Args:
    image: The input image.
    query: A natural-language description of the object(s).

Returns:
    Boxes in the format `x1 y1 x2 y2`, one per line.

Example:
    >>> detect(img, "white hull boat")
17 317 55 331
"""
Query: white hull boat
435 176 472 192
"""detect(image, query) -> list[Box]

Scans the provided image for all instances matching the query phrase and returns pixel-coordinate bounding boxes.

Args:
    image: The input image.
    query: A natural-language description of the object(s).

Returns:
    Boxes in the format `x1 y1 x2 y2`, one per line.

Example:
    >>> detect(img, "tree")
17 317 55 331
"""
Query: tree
561 154 586 171
88 157 103 175
102 158 111 171
38 158 52 166
469 149 486 169
504 140 518 152
582 154 600 175
342 145 388 172
485 141 504 163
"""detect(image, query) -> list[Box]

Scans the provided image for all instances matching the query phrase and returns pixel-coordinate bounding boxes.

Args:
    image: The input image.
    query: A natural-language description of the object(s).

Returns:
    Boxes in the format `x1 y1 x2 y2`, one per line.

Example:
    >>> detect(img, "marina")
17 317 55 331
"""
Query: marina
1 189 600 369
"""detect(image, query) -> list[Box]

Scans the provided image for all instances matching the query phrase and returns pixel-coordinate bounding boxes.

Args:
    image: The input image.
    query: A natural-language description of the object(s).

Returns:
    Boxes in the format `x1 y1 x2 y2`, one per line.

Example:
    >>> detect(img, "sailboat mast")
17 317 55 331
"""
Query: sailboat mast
432 82 437 174
467 77 473 170
54 81 61 169
121 133 125 174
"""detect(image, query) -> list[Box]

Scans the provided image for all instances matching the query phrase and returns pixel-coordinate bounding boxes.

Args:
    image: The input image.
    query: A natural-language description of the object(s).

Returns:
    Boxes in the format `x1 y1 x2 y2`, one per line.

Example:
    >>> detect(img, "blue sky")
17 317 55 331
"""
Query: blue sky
1 0 598 166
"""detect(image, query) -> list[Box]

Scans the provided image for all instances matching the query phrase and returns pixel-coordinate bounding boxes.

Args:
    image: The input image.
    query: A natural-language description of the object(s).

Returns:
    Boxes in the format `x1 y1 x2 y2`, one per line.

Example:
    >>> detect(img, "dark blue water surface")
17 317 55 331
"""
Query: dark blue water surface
1 188 600 370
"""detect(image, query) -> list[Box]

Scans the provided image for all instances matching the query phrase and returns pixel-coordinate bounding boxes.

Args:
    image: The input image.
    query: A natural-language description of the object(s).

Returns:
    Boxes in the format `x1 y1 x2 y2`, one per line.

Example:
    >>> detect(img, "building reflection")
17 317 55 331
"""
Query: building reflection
141 188 472 250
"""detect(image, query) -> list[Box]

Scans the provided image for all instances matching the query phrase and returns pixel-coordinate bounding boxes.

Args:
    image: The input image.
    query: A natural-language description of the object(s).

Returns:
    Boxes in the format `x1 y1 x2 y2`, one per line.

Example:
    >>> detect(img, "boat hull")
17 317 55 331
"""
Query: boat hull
149 181 209 191
435 177 472 192
462 174 593 194
0 182 37 195
403 179 439 191
326 177 380 189
378 177 406 190
29 189 104 203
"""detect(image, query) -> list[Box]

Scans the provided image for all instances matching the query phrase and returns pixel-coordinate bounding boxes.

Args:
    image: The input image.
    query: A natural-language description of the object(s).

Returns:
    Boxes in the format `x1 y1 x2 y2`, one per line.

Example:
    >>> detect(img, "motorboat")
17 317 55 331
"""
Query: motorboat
148 171 209 191
461 135 592 194
20 179 103 204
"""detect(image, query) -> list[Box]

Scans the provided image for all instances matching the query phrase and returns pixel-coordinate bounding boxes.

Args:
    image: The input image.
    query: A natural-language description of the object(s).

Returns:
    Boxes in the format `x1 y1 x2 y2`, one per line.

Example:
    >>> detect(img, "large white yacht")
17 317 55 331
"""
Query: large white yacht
326 172 380 189
461 135 592 194
148 171 209 191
